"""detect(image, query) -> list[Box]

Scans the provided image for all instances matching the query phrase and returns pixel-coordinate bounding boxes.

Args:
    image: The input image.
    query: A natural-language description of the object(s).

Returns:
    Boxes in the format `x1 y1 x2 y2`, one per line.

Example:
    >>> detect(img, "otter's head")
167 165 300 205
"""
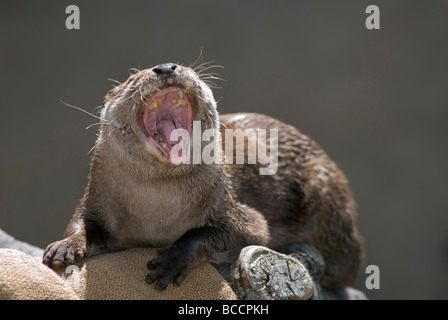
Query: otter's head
99 63 219 170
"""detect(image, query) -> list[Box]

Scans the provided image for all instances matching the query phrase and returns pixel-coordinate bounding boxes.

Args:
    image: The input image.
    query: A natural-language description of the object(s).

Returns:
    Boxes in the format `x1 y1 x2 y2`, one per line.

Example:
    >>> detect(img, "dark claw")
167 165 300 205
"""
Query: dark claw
51 260 63 270
154 280 168 291
144 274 156 285
145 266 163 284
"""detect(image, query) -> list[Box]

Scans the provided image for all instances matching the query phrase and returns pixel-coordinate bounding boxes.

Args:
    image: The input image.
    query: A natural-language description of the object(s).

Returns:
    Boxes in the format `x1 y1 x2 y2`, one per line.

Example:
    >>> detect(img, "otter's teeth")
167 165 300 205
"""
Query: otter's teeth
149 98 161 111
172 98 186 109
178 89 183 98
149 102 157 111
160 142 169 151
178 98 186 107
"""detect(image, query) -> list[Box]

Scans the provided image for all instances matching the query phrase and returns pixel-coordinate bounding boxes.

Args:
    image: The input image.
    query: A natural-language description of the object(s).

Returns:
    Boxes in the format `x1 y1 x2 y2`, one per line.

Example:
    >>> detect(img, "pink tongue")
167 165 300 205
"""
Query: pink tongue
158 119 177 146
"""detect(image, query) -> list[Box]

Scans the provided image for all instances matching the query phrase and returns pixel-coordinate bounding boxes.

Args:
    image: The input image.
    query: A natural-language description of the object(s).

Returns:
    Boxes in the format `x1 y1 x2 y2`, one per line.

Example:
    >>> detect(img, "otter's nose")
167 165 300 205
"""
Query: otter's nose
152 63 177 76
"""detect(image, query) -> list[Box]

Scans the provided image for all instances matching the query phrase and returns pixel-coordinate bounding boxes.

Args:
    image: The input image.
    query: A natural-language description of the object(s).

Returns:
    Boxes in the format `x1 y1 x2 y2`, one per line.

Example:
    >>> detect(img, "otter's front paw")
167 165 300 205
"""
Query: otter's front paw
42 236 86 270
145 245 196 291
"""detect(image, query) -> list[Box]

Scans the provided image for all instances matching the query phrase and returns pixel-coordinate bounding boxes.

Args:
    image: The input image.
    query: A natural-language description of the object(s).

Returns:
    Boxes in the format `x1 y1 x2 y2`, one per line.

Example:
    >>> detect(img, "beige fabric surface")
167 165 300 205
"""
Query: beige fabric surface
0 247 237 300
0 248 79 300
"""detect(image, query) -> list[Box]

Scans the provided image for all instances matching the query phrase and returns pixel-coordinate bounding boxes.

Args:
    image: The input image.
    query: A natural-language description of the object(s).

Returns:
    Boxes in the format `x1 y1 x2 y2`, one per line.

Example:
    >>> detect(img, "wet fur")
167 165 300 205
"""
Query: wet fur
43 63 363 290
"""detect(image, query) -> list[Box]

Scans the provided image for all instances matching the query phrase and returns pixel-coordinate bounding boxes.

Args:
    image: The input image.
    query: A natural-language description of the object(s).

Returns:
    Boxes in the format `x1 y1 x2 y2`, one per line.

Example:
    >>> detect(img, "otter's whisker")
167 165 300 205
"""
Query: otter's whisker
60 100 110 123
196 64 224 75
202 80 222 89
107 78 123 86
129 67 141 74
93 105 103 113
137 83 147 104
189 49 205 70
193 59 216 70
199 72 222 78
130 91 143 105
85 122 112 130
199 75 223 80
200 77 225 85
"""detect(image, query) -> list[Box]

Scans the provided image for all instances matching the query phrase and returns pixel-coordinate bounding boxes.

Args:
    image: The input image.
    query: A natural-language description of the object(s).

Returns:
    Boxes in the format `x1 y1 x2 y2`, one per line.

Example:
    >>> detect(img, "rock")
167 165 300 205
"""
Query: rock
231 245 314 300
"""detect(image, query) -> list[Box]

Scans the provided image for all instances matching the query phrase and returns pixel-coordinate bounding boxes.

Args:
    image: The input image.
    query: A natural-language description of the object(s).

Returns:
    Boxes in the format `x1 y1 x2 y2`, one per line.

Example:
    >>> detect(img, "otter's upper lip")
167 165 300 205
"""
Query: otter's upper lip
142 86 193 162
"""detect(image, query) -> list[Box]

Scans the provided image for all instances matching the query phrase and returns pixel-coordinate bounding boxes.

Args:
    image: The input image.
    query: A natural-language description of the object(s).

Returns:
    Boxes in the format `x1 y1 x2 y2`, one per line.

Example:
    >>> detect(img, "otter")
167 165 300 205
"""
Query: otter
42 62 364 291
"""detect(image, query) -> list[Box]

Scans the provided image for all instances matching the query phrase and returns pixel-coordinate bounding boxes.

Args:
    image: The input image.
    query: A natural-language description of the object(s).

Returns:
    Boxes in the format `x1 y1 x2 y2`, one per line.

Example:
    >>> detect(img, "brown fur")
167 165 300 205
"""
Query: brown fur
220 113 364 288
42 63 363 290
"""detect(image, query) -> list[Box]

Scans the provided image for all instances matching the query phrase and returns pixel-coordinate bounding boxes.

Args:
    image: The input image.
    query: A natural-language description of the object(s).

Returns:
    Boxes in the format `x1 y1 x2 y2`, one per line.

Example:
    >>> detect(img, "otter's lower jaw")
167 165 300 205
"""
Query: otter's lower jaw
142 86 193 164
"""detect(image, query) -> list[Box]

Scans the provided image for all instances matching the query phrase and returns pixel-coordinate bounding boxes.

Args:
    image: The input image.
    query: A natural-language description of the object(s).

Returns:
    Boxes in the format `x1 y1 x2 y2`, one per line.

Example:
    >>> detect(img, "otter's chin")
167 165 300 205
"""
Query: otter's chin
142 86 193 164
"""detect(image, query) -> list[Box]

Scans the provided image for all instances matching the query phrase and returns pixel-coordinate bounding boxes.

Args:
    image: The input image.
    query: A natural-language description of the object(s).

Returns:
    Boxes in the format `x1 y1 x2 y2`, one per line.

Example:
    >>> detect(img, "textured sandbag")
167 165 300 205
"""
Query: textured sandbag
0 247 237 300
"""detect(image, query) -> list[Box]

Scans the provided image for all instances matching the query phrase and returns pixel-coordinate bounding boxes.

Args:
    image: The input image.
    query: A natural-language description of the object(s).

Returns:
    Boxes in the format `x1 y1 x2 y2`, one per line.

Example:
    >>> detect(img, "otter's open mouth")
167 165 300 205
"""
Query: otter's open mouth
142 87 193 162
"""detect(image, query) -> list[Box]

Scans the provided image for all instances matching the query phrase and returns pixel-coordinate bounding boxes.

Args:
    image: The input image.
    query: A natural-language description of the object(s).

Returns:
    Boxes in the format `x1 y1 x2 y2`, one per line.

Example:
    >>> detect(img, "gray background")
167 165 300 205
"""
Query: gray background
0 0 447 299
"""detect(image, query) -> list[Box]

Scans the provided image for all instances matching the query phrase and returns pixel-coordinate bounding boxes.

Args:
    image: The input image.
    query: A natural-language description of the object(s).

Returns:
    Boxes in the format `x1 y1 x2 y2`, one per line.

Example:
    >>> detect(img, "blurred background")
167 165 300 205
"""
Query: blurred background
0 0 447 299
